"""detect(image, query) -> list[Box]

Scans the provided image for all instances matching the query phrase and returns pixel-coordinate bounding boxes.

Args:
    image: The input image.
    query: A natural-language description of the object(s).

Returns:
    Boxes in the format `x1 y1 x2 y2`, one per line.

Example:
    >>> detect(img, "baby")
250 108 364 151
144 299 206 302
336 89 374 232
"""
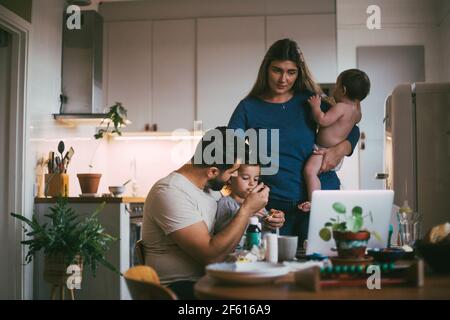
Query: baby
298 69 371 212
214 163 269 249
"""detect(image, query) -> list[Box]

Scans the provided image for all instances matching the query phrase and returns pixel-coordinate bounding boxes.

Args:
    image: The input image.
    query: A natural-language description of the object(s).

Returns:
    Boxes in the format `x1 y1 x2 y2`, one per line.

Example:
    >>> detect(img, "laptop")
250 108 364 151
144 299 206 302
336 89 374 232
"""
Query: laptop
306 190 394 257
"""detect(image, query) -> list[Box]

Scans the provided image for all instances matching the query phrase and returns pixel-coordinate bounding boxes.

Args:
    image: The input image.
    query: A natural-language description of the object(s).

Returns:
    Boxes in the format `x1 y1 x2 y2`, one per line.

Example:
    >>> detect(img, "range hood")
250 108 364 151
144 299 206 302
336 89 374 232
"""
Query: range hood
55 9 104 124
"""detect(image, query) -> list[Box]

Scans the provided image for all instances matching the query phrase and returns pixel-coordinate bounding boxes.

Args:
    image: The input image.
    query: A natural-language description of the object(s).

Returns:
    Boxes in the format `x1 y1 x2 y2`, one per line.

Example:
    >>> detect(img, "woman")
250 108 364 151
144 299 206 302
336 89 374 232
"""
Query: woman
228 39 360 246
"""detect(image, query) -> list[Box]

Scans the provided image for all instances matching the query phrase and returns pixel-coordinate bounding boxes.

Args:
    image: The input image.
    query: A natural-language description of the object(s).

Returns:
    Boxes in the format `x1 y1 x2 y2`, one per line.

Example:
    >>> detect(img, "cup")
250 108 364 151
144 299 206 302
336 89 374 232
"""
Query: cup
397 211 422 246
278 235 298 261
264 233 278 263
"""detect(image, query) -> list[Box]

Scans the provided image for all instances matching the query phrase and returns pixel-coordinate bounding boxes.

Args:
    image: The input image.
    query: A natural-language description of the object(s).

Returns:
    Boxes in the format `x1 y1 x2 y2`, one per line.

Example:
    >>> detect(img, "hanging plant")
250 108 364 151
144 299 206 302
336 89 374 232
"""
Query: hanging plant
94 102 128 139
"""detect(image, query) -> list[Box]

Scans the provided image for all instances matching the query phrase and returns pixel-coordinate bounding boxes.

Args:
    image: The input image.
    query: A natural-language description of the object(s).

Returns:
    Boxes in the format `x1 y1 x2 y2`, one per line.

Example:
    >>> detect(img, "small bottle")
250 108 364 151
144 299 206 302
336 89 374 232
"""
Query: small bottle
244 217 261 250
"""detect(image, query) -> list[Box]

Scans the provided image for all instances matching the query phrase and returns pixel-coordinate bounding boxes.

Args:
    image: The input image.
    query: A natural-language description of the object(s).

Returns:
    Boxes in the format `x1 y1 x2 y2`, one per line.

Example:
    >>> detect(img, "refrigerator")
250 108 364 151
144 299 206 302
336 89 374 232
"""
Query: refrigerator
384 82 450 237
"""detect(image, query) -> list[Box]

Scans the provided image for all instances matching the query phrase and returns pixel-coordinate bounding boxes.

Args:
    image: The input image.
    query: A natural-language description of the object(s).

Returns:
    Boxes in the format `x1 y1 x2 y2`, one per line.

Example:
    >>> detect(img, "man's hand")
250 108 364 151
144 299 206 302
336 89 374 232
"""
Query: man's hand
314 140 351 173
241 183 269 216
307 94 321 108
263 209 285 230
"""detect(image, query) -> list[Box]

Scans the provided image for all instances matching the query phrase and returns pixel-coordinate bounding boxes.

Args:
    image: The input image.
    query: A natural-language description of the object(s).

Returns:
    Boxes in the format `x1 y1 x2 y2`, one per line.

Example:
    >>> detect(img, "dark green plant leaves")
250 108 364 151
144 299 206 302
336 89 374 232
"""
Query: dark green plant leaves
95 102 128 140
11 197 118 276
352 206 363 217
332 202 346 214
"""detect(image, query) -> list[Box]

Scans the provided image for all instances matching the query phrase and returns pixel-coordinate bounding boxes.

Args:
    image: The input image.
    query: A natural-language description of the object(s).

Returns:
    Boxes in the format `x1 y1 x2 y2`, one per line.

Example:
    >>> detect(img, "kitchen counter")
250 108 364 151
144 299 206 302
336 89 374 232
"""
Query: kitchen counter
34 196 145 204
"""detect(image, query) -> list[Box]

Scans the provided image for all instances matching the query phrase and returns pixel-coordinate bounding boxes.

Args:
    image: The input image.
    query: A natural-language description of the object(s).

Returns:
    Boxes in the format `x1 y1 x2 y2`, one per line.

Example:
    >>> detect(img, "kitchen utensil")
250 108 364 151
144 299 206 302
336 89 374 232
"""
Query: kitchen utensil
63 147 74 173
57 140 65 162
55 156 61 173
109 186 125 196
122 179 132 186
48 151 53 173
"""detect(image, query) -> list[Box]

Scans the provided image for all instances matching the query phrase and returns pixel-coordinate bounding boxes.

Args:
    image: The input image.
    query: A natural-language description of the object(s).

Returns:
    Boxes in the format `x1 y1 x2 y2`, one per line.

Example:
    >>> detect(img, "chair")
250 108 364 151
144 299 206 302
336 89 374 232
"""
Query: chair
134 240 145 265
124 265 178 300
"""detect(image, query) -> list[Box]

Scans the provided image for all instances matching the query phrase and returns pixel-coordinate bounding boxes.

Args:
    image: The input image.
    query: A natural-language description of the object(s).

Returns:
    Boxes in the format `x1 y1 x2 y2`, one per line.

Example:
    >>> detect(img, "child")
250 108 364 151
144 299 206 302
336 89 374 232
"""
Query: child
298 69 371 212
214 163 268 249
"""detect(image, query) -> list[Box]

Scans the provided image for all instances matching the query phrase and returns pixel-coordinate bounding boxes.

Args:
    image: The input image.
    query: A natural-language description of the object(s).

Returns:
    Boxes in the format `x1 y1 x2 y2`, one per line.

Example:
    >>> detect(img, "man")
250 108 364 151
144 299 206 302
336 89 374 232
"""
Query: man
142 127 285 299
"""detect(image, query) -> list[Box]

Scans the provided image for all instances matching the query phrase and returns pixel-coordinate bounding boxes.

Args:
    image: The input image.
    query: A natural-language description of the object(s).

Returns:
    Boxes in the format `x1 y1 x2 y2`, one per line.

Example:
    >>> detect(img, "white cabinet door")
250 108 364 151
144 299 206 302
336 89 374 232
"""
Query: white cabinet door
266 14 337 83
152 19 195 132
104 21 152 132
197 17 265 130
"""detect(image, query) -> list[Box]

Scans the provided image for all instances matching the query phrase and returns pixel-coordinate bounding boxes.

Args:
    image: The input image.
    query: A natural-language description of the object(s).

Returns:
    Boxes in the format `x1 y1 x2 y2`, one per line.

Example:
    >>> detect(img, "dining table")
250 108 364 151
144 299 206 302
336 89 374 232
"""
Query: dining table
194 271 450 300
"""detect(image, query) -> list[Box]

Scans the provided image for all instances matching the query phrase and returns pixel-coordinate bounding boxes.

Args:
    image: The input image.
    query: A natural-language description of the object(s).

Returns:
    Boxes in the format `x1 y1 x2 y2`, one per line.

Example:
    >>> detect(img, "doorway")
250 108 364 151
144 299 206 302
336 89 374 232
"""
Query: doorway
357 46 425 189
0 6 31 299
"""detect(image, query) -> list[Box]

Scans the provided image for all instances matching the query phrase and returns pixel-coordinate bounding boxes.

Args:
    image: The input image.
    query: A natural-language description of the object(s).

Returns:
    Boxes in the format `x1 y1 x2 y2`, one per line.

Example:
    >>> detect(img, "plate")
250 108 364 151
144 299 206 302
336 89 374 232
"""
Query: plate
206 262 289 285
79 193 99 197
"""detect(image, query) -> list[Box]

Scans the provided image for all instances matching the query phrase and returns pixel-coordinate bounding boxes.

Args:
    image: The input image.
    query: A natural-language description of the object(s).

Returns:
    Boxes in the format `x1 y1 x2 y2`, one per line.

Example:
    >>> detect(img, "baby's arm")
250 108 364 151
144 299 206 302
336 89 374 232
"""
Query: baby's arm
308 94 345 127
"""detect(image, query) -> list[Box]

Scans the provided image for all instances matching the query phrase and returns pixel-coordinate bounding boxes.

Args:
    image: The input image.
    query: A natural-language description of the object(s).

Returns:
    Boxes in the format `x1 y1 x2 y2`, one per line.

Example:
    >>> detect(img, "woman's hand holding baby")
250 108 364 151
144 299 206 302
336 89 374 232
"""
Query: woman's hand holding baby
314 140 351 173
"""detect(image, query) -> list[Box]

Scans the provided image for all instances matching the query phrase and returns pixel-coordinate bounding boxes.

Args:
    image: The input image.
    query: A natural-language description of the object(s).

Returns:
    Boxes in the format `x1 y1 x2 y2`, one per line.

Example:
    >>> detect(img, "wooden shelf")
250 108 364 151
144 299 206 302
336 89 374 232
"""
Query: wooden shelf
34 196 145 204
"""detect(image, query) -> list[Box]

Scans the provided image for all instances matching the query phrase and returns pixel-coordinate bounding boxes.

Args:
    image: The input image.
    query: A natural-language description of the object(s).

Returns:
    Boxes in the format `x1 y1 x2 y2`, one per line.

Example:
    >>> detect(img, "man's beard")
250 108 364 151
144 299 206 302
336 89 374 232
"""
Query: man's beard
205 176 226 191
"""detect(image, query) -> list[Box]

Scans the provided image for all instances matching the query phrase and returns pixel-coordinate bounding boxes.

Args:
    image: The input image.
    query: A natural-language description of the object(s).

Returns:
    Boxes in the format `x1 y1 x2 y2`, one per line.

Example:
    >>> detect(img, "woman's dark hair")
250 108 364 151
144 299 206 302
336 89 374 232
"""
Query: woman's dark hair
338 69 371 101
191 126 252 171
246 38 322 99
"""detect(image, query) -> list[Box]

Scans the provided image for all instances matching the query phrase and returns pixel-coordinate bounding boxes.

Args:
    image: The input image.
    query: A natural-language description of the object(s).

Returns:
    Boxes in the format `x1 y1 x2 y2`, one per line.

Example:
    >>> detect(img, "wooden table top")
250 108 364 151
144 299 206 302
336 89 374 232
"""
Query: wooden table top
194 273 450 300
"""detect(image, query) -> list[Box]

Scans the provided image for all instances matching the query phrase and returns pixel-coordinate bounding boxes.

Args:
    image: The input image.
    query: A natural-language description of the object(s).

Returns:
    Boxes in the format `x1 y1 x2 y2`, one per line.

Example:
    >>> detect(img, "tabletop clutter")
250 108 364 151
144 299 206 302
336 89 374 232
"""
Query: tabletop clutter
206 205 450 290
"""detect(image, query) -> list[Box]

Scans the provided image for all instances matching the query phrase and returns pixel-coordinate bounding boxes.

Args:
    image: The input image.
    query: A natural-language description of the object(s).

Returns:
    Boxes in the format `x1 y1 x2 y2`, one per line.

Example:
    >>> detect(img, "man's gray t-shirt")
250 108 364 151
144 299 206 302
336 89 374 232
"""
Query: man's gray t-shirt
142 172 221 285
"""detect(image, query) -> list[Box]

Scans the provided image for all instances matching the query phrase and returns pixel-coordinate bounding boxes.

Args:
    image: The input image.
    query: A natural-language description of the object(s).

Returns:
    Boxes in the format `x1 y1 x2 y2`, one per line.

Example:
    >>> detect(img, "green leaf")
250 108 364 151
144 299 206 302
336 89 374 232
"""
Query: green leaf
332 202 346 214
332 222 347 232
352 216 363 232
371 231 382 242
352 206 363 217
324 222 333 227
319 228 331 241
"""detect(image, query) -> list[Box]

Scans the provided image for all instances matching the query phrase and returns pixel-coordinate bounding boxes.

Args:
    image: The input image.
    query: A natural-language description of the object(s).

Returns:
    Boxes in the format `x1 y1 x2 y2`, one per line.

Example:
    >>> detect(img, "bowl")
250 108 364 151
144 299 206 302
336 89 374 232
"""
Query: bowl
415 240 450 273
367 248 406 262
108 185 125 197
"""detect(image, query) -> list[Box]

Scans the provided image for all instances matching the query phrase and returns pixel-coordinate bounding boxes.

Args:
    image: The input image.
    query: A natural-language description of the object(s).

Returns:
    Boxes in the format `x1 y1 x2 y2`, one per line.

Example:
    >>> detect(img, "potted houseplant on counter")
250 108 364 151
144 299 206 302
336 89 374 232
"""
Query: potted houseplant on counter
77 102 128 195
11 197 119 299
319 202 382 259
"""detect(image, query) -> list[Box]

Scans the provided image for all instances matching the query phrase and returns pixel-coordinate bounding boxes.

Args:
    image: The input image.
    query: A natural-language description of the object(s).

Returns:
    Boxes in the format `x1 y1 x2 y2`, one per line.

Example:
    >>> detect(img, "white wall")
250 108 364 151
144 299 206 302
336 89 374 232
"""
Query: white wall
336 0 445 190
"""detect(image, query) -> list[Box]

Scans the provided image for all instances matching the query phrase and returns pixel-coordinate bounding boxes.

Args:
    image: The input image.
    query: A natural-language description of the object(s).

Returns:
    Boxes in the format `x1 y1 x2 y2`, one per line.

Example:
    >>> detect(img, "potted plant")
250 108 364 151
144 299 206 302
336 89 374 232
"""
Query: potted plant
11 197 119 298
77 102 128 195
319 202 382 259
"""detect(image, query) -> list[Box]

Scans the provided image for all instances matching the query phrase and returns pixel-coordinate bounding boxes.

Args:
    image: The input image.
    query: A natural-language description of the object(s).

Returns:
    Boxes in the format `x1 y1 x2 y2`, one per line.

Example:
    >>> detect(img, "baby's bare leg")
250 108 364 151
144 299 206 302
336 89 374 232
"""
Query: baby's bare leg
304 153 323 201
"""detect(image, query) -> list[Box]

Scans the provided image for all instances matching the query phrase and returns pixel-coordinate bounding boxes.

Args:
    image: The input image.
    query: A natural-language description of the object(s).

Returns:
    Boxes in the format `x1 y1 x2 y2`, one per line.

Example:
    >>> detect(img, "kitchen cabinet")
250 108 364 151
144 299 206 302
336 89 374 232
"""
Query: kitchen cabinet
104 21 152 132
33 197 144 300
196 17 266 130
266 14 337 83
152 19 196 132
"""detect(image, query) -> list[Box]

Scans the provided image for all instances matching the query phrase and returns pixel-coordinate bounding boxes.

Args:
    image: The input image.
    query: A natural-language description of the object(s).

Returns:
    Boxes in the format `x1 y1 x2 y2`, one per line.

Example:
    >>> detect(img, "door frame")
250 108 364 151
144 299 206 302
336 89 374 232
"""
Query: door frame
0 5 31 300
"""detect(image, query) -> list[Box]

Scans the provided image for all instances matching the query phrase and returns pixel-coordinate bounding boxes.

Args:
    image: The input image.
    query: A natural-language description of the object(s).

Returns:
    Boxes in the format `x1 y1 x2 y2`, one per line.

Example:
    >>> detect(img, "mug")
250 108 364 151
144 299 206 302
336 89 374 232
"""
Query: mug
278 235 298 261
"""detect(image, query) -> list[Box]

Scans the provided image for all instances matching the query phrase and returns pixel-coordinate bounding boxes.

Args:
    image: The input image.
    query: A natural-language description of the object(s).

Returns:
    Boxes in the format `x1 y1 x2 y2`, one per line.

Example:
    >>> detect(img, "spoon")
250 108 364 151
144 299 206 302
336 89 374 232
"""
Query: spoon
57 140 65 163
122 179 132 186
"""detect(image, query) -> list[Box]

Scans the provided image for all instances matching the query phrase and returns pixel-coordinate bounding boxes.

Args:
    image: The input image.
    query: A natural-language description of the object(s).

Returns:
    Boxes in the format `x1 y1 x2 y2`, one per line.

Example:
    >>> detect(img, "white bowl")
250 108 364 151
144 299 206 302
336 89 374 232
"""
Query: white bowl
108 186 125 196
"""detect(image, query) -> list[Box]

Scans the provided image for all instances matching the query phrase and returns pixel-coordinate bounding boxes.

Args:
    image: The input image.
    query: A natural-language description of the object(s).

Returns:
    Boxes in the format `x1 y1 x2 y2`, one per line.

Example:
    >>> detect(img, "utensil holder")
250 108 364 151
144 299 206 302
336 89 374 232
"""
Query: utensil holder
45 173 69 197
